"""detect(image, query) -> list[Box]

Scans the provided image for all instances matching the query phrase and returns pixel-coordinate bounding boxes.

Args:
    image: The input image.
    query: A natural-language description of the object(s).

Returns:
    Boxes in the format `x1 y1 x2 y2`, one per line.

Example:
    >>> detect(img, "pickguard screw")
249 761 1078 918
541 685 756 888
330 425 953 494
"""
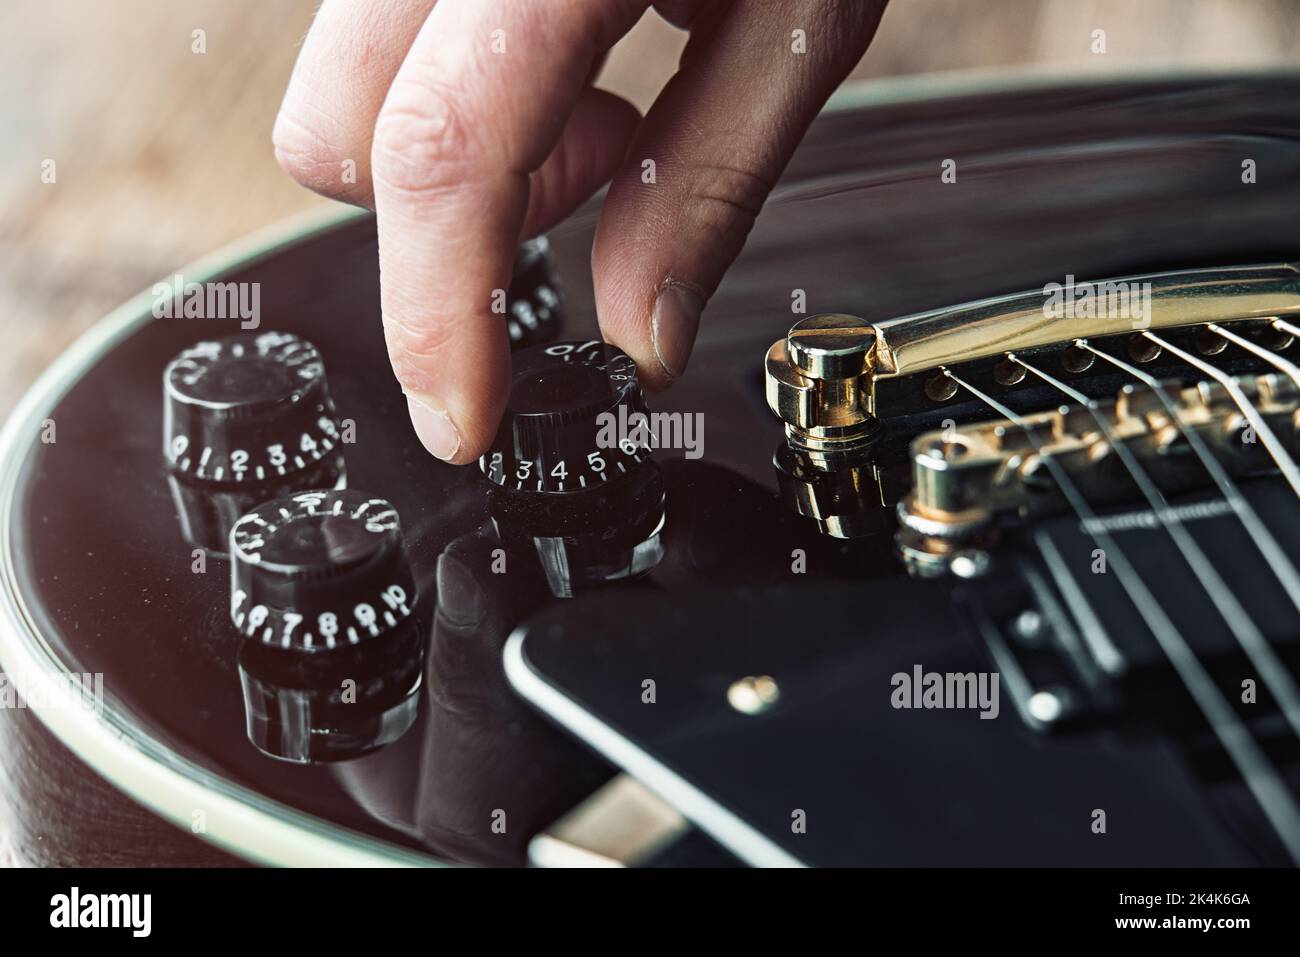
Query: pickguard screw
1012 609 1046 643
948 550 991 578
1028 687 1074 725
728 676 780 715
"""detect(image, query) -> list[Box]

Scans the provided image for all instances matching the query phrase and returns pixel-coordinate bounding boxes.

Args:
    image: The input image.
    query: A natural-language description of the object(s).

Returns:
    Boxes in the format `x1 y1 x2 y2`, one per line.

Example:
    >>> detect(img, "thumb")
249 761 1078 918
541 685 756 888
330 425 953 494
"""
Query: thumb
592 0 885 388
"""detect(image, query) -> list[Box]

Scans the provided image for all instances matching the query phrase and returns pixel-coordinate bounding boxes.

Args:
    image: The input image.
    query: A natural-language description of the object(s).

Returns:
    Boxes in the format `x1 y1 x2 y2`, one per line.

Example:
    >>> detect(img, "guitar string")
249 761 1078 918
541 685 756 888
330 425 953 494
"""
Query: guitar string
1009 352 1300 742
1208 322 1300 388
1143 332 1300 498
1274 318 1300 342
1080 341 1300 619
941 368 1300 864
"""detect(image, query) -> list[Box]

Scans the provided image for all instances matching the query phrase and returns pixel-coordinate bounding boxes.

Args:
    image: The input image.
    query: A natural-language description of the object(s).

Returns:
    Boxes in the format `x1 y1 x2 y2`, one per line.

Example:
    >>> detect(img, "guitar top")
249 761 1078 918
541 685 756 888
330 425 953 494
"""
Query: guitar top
2 70 1300 867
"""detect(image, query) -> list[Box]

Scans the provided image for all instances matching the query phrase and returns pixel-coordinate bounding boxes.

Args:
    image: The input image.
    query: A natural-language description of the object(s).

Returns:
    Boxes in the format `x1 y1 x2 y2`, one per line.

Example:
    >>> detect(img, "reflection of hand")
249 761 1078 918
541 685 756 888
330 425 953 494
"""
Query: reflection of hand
415 529 609 864
274 1 886 462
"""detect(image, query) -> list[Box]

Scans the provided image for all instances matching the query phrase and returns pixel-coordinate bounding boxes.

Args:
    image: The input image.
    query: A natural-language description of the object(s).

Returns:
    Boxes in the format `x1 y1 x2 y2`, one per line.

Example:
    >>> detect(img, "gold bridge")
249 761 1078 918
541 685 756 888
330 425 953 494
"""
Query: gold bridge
763 266 1300 863
766 263 1300 464
765 263 1300 543
896 373 1300 567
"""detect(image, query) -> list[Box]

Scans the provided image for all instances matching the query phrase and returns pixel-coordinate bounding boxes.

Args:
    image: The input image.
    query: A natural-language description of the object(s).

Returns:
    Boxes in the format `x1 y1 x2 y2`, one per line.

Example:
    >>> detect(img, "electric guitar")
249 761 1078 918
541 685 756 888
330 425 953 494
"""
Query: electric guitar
2 68 1299 867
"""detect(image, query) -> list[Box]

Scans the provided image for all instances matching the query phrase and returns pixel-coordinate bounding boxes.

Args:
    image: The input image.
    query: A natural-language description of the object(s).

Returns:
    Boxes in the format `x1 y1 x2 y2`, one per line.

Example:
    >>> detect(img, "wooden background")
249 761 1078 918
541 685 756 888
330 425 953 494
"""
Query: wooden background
0 0 1298 865
2 0 1298 420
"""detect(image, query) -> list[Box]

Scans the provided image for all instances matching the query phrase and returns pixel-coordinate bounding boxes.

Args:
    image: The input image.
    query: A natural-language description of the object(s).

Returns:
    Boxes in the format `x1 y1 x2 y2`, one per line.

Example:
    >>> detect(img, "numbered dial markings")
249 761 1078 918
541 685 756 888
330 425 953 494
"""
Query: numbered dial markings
229 491 415 653
164 331 341 483
506 237 563 347
480 340 650 494
483 438 650 492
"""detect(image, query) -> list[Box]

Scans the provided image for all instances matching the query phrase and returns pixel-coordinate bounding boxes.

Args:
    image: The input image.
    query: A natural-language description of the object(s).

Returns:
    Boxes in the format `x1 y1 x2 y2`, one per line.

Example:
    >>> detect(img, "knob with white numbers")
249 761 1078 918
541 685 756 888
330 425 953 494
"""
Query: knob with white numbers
480 340 650 493
505 237 564 348
229 490 416 653
164 331 341 485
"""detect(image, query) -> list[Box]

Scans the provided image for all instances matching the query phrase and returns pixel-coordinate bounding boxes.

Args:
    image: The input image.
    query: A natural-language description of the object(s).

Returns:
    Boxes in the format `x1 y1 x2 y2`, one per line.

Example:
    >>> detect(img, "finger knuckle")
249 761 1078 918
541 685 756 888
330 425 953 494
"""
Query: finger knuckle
686 161 773 247
372 78 478 198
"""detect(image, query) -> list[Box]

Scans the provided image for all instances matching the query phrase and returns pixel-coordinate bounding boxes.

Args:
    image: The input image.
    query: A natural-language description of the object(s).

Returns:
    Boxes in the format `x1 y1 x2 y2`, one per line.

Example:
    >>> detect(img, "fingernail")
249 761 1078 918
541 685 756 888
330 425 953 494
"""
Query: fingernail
406 394 461 462
652 283 704 380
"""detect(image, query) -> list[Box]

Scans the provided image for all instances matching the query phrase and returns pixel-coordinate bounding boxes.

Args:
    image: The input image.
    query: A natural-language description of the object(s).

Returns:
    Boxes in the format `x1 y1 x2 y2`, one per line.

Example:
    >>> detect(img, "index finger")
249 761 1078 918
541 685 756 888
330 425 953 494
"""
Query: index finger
372 0 649 463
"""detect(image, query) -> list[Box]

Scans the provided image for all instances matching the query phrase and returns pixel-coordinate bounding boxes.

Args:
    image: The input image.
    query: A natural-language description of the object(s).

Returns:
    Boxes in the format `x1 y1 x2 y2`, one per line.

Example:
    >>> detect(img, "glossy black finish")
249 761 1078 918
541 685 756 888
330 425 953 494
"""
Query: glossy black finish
482 340 647 494
513 582 1262 866
505 237 563 349
164 331 340 485
230 489 415 651
238 617 425 764
514 469 1300 866
11 223 602 863
228 488 425 762
6 73 1300 865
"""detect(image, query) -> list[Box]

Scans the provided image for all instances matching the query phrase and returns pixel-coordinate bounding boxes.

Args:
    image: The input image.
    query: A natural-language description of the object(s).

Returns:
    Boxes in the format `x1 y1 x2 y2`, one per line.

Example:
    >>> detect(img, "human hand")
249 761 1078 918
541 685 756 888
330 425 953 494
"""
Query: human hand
273 0 888 462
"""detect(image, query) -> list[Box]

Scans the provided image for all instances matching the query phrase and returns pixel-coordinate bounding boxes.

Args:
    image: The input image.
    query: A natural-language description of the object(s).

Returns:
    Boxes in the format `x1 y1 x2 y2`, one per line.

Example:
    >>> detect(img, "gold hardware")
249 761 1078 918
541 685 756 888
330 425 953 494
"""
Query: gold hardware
869 263 1300 379
897 372 1300 560
772 441 889 539
764 264 1300 544
765 264 1300 432
765 313 879 468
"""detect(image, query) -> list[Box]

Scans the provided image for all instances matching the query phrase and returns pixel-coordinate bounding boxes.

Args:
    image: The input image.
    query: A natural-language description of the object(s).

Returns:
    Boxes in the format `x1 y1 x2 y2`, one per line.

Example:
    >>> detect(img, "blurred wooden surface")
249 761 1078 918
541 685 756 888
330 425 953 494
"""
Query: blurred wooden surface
2 0 1298 419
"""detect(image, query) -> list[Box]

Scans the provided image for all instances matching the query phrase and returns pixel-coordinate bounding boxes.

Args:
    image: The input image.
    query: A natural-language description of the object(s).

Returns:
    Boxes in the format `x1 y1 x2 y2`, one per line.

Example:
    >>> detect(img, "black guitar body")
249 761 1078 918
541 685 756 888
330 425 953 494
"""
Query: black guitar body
3 70 1300 867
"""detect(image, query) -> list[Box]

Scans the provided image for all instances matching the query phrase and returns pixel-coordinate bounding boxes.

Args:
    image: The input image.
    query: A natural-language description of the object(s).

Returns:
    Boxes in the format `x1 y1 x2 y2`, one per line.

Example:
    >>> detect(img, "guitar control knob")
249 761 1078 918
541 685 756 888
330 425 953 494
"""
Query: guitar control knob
506 237 564 349
229 490 416 653
164 331 341 484
765 314 878 467
237 624 424 764
489 461 665 597
480 340 650 493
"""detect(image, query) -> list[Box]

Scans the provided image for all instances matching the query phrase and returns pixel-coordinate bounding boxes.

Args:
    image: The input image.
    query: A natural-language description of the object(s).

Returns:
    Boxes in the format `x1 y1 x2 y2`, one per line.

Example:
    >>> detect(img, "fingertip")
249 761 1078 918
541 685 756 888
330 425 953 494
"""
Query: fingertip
591 167 706 393
597 280 703 394
650 281 704 382
398 331 511 467
405 394 463 463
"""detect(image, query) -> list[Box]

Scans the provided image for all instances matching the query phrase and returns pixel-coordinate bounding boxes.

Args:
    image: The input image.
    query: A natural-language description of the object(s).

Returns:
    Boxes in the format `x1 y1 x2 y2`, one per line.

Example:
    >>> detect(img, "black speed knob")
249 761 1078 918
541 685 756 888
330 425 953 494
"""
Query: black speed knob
237 624 424 764
480 340 649 493
506 237 563 348
164 331 341 484
229 490 415 653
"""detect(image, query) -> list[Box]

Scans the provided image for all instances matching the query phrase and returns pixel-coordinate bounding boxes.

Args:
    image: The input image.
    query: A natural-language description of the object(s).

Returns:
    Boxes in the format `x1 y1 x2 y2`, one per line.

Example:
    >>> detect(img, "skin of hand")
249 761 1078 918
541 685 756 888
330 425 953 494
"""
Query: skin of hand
273 0 889 463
